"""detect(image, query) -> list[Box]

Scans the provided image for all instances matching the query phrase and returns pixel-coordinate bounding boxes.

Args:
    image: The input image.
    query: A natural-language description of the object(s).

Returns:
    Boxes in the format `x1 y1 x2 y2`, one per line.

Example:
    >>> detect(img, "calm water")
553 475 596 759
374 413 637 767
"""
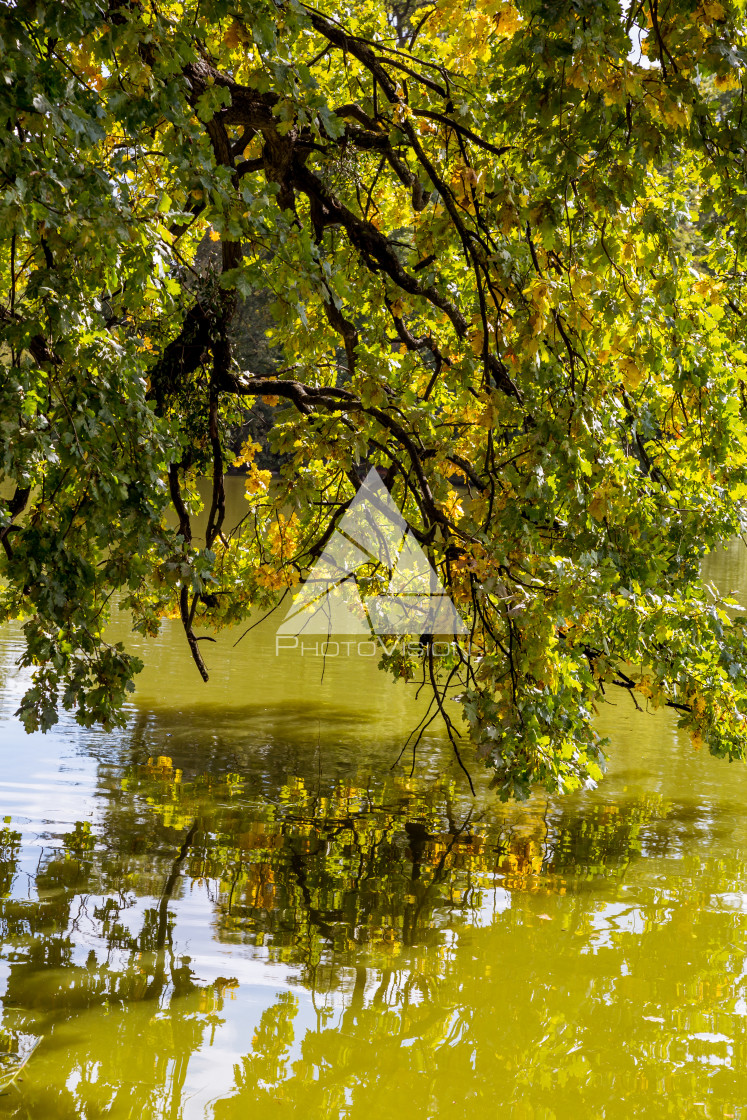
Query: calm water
2 517 747 1116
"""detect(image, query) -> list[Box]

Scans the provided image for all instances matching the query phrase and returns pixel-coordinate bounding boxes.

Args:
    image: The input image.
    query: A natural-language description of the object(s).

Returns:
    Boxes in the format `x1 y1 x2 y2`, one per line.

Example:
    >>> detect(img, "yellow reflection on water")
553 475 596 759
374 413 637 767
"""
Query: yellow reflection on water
1 530 747 1116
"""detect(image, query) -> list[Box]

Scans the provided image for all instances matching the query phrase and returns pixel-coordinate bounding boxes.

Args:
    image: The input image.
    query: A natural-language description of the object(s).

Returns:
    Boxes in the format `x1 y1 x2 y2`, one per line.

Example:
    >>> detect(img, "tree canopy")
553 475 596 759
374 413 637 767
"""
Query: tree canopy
3 0 747 798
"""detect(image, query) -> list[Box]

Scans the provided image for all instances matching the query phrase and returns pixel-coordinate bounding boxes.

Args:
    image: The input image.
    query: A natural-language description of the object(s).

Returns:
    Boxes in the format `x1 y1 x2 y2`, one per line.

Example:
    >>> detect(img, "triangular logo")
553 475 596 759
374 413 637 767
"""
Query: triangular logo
277 468 467 636
387 530 440 595
276 577 371 635
337 468 406 569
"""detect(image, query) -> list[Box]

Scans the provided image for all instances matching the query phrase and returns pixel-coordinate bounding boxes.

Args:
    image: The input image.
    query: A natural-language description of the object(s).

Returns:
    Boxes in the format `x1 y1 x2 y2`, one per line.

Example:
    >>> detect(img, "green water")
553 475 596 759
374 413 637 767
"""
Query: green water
2 520 747 1117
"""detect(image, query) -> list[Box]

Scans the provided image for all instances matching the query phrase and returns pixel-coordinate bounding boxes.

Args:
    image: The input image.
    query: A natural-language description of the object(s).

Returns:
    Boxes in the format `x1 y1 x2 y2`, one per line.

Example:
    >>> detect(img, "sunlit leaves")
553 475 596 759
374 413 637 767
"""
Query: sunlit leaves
3 0 747 797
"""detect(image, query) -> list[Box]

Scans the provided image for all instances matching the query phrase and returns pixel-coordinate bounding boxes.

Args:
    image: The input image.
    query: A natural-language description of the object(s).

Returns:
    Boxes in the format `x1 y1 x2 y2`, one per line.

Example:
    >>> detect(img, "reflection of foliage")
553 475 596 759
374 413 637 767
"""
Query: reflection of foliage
231 991 298 1097
119 758 672 980
0 825 20 900
1 742 733 1119
543 794 671 879
61 820 95 856
214 853 747 1120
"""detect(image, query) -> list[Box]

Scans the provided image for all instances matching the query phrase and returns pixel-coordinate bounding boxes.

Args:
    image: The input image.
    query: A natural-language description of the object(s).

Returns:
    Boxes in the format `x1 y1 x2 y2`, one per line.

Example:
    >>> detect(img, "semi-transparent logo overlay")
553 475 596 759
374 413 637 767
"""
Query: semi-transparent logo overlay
276 468 466 657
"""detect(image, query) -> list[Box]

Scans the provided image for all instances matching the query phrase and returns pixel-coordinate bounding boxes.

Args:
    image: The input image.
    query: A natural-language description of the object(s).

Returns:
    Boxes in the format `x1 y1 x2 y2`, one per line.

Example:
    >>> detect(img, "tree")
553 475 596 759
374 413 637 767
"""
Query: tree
3 0 747 798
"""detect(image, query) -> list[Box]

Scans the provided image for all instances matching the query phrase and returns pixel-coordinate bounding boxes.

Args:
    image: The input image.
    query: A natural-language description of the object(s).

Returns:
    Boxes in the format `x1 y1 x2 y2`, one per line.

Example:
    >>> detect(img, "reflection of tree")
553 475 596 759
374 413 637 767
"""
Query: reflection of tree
0 825 20 903
3 739 745 1117
125 759 675 979
0 799 225 1117
214 867 747 1119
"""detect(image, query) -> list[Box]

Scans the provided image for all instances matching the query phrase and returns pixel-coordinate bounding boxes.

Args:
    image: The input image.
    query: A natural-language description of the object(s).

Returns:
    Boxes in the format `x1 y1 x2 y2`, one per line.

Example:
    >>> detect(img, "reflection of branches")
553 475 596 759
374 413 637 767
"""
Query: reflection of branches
287 842 338 942
144 818 199 1000
403 808 474 946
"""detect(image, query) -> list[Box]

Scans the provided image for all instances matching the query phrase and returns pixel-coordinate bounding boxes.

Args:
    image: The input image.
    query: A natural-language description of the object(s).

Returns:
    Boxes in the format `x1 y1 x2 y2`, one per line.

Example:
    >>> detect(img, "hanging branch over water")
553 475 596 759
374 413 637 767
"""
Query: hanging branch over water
3 0 747 798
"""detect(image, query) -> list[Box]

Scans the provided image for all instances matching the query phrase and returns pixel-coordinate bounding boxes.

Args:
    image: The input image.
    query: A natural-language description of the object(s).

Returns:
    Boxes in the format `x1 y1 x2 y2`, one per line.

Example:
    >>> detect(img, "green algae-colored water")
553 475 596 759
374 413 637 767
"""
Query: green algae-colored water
2 530 747 1117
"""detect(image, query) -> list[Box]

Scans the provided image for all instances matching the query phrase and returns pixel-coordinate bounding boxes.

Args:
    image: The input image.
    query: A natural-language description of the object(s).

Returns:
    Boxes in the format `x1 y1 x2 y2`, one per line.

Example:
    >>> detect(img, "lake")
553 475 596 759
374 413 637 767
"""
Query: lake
1 522 747 1118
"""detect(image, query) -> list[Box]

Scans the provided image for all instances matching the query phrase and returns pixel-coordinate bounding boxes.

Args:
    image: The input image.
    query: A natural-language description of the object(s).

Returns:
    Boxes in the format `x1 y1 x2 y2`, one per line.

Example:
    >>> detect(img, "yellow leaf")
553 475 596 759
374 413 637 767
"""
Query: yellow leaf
498 204 518 234
209 229 220 241
567 65 587 90
479 403 495 428
224 19 249 48
470 330 484 356
234 438 262 468
588 490 608 521
660 100 691 129
702 0 725 19
635 675 654 698
492 3 521 37
245 467 271 495
620 356 643 387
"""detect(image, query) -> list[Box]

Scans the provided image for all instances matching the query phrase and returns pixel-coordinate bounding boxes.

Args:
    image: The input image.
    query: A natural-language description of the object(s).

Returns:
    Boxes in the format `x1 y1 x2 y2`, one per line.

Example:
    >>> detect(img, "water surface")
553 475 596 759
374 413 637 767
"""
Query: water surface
1 536 747 1117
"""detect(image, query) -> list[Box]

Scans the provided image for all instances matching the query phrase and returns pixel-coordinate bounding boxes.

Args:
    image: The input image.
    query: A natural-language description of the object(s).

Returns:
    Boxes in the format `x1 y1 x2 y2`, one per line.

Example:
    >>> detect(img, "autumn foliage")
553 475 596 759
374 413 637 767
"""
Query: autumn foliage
3 0 747 796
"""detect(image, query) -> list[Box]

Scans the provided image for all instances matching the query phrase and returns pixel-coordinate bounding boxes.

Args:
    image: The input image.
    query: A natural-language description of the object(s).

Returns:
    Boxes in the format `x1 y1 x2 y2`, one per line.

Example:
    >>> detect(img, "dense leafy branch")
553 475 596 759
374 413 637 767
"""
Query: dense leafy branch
3 0 747 797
